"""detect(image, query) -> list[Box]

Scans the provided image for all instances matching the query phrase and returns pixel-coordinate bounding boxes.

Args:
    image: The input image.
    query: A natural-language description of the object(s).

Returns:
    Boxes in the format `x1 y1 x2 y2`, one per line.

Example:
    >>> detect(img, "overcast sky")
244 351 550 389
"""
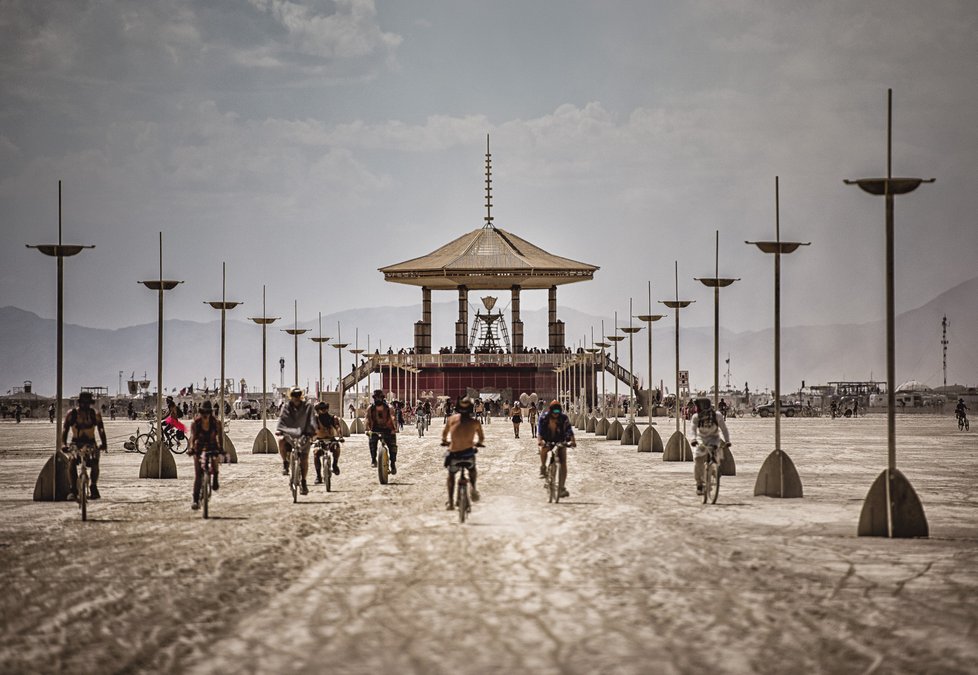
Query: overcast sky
2 0 976 341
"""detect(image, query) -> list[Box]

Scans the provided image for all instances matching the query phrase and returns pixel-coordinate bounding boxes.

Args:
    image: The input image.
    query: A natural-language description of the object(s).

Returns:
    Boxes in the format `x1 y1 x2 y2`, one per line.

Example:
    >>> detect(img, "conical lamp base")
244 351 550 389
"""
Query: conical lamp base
663 431 692 461
857 468 928 538
253 427 278 454
637 425 663 453
753 449 802 498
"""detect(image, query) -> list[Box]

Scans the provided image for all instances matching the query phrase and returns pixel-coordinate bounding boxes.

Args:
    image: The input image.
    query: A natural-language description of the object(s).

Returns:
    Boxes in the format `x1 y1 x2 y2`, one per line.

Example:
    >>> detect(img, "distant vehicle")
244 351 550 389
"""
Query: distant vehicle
753 401 799 418
230 398 260 420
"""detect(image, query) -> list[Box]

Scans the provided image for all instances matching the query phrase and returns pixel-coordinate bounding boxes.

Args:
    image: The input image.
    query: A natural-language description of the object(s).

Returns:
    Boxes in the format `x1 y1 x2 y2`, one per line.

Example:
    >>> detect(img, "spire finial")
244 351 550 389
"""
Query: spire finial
484 133 494 229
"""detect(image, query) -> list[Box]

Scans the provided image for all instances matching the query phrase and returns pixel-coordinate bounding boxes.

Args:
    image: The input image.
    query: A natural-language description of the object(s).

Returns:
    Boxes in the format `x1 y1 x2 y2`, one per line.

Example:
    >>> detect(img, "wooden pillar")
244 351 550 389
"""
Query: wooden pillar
511 285 523 353
414 286 432 354
455 285 469 351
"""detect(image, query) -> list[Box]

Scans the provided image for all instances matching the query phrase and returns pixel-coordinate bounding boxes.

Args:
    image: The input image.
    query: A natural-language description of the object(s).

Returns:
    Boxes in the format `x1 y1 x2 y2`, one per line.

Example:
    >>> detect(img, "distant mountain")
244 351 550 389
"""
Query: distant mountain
2 277 976 397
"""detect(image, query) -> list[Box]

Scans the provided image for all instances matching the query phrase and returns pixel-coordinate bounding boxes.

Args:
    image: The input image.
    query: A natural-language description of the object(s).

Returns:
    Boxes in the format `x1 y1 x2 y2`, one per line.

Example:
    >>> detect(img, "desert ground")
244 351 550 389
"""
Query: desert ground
0 412 976 674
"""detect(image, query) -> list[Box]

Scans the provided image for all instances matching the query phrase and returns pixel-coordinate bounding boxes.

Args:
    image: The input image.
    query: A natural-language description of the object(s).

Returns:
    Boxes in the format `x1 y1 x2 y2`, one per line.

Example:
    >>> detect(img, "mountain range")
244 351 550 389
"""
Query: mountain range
2 276 976 398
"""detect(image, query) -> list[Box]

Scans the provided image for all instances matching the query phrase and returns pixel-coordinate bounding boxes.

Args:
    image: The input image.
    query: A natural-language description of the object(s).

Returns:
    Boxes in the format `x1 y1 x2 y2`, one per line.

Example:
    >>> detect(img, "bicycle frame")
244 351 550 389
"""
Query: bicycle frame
544 442 565 504
448 458 475 523
199 449 221 518
66 443 94 521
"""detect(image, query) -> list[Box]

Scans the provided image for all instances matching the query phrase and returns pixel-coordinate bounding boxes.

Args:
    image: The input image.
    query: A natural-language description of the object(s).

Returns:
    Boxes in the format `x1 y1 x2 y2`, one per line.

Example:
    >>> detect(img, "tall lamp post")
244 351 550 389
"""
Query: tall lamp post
620 299 643 446
846 89 931 538
138 233 183 479
695 231 739 475
248 285 279 454
29 181 95 500
205 262 242 463
584 341 601 433
595 322 612 436
349 328 366 433
747 176 809 498
281 301 309 389
660 261 694 462
605 313 626 441
309 313 331 401
637 280 665 453
332 321 350 436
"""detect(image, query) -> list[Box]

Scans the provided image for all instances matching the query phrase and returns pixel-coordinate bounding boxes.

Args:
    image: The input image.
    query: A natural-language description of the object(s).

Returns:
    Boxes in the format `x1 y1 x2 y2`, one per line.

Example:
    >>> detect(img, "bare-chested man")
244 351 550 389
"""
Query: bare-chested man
440 397 485 510
62 391 108 500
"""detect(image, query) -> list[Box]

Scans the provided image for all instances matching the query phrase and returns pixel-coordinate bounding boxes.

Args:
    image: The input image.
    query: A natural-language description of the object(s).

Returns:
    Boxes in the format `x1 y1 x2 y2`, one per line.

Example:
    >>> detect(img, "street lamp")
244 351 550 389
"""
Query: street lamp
332 321 350 436
595 328 612 436
659 261 694 462
695 230 740 475
280 301 309 388
846 89 931 537
349 327 366 433
605 312 626 441
29 181 95 500
637 280 665 453
205 262 241 463
308 312 331 402
620 299 643 446
138 233 183 479
248 285 279 454
747 176 809 498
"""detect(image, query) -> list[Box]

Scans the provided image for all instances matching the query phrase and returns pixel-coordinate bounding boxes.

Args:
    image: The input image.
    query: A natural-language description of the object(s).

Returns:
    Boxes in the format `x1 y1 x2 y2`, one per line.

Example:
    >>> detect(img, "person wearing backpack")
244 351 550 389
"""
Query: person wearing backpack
366 389 399 474
689 397 731 496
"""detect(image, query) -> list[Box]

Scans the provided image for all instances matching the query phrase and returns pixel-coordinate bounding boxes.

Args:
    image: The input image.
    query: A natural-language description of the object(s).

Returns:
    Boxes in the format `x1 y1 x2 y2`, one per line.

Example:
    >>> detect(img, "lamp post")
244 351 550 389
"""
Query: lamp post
281 301 309 388
332 321 350 436
695 231 739 475
138 232 183 479
659 261 694 462
747 177 809 498
605 313 626 441
595 325 612 436
29 181 95 500
248 285 279 454
637 281 665 453
349 327 365 433
309 313 331 401
620 300 643 445
205 262 242 463
846 89 931 537
585 342 600 433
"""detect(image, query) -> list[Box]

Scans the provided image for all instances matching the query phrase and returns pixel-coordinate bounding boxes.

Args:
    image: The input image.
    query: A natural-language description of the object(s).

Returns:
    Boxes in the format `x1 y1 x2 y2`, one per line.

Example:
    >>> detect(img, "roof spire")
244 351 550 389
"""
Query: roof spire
483 133 494 229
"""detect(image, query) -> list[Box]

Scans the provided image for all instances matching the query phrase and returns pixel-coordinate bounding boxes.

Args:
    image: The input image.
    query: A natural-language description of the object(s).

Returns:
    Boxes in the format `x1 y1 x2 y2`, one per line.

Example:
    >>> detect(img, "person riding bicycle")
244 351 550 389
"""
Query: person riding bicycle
62 391 108 501
955 398 968 418
189 400 226 510
277 387 316 494
441 396 485 510
163 395 187 444
313 401 342 483
690 397 731 496
366 389 399 474
537 400 575 499
717 398 729 417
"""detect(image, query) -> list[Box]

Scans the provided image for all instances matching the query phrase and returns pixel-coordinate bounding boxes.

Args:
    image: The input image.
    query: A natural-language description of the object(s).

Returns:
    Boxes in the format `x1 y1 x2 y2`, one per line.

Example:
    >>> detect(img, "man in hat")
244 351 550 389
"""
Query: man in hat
277 386 316 494
190 400 225 510
62 391 108 500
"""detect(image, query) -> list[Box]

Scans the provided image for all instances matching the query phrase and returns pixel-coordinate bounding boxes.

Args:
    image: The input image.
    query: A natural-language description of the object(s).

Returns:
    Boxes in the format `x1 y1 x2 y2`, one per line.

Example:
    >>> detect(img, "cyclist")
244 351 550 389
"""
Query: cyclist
366 389 399 474
163 395 187 445
313 401 342 482
189 400 226 510
276 387 316 494
537 400 575 499
441 397 485 510
61 391 108 501
689 397 731 496
717 398 729 417
955 398 969 423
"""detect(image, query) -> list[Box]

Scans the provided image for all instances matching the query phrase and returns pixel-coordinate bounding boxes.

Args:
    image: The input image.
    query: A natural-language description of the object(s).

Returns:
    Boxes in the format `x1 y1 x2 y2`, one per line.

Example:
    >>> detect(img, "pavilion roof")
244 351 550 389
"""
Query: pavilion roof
379 227 598 290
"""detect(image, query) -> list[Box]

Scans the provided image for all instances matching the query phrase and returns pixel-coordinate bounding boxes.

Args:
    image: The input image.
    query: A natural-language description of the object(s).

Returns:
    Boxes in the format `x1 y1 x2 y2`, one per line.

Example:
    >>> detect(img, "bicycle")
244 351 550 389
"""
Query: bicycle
369 431 392 485
416 412 426 437
198 449 223 519
543 442 565 504
694 440 729 505
64 443 96 521
958 413 970 431
313 436 344 492
125 423 187 454
449 456 475 523
285 434 311 503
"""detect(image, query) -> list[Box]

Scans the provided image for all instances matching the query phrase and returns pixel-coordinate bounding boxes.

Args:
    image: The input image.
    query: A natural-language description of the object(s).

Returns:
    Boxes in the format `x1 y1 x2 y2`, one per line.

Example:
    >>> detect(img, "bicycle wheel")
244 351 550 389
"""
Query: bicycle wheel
79 468 88 522
324 451 332 492
202 472 211 519
458 484 469 523
708 462 720 504
134 433 151 454
290 453 299 503
547 461 558 503
170 435 187 454
378 446 389 485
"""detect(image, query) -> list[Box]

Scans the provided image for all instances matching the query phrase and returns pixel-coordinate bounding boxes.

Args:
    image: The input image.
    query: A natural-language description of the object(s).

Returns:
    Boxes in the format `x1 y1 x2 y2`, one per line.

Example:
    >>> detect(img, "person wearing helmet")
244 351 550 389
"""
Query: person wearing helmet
366 389 398 473
313 401 342 482
537 400 575 498
441 397 485 509
276 387 316 494
690 397 731 496
62 391 108 501
190 400 226 509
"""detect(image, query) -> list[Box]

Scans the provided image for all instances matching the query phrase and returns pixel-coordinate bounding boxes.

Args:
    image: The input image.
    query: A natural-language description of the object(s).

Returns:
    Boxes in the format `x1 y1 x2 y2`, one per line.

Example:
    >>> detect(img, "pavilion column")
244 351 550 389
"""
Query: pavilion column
455 285 469 351
414 286 432 354
510 285 523 353
548 285 565 351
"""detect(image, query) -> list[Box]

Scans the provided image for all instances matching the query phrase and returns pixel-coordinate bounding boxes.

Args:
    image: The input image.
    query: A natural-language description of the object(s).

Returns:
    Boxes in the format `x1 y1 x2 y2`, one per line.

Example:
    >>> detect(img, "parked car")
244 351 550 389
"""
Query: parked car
231 398 260 419
753 401 799 418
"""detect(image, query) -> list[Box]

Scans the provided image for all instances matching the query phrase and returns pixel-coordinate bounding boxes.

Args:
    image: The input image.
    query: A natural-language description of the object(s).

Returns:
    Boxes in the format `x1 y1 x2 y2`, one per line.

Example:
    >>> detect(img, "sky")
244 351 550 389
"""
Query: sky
2 0 977 342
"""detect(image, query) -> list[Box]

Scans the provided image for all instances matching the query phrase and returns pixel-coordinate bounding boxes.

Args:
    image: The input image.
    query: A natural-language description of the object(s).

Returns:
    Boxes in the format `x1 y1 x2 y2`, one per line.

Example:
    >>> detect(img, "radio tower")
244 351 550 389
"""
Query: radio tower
942 314 949 390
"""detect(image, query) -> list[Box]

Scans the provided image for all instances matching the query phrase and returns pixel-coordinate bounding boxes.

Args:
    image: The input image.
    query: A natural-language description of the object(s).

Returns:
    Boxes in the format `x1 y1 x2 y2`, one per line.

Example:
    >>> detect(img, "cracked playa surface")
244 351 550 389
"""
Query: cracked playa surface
1 414 976 674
